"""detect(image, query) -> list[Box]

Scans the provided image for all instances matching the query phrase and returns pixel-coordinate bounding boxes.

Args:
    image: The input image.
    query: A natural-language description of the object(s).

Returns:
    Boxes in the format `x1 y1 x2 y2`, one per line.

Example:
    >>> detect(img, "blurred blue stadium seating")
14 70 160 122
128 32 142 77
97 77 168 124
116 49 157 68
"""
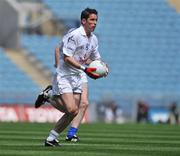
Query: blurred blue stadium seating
0 48 40 104
20 0 180 103
22 34 60 71
42 0 180 101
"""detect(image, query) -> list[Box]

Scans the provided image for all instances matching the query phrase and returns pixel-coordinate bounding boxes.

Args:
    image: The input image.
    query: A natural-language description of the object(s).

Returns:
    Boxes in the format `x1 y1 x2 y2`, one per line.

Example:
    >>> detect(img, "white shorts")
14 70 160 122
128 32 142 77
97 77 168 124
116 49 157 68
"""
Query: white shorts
52 73 82 95
81 72 88 84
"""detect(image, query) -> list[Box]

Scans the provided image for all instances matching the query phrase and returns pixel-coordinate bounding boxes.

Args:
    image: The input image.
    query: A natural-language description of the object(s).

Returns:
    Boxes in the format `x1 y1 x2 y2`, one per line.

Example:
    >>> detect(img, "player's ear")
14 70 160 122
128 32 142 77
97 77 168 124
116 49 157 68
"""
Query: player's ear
82 18 86 25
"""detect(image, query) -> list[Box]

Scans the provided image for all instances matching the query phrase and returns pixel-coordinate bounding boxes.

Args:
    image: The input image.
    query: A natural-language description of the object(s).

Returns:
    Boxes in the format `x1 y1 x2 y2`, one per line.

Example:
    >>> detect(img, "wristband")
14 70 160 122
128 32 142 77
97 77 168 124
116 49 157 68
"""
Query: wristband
80 65 85 71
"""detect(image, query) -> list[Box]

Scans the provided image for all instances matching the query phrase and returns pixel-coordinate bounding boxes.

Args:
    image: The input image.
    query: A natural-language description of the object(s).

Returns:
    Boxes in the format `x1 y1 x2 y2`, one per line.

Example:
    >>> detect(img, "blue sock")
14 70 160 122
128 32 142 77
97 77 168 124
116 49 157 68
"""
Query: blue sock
67 127 78 138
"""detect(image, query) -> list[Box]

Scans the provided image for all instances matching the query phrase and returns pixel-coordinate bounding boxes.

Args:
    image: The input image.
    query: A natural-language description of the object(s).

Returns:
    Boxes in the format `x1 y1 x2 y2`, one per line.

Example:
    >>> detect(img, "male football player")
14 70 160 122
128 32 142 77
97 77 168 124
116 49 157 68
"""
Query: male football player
35 8 108 146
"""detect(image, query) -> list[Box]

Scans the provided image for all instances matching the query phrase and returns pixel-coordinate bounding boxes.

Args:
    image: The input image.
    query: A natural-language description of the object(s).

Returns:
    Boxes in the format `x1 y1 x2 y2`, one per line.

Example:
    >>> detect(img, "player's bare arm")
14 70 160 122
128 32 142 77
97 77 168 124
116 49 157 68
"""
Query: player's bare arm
54 47 60 68
64 55 100 79
63 54 82 69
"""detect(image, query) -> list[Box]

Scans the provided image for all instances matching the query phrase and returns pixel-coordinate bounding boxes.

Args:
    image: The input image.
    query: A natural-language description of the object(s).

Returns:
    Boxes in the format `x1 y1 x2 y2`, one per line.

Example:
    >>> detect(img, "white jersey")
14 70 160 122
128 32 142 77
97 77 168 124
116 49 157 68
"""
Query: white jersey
56 26 101 76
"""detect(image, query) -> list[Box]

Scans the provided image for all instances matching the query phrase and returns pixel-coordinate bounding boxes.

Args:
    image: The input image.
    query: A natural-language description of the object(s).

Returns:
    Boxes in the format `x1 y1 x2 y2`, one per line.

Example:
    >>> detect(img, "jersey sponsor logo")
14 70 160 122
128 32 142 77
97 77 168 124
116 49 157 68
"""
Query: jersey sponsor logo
79 54 88 64
86 43 90 50
91 45 94 50
76 45 84 51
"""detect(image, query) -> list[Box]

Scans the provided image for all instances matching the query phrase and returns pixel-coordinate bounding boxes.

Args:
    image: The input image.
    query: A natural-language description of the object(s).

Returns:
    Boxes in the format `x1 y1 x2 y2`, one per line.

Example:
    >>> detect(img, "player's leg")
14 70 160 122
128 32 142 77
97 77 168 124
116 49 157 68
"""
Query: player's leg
35 75 61 108
66 82 89 142
34 84 66 112
55 93 80 133
48 95 66 112
53 93 80 133
45 93 80 146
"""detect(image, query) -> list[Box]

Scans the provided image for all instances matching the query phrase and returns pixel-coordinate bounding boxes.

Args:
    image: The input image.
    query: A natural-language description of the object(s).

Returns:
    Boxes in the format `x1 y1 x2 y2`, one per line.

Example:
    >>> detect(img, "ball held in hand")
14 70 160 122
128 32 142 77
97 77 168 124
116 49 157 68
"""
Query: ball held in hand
88 60 108 76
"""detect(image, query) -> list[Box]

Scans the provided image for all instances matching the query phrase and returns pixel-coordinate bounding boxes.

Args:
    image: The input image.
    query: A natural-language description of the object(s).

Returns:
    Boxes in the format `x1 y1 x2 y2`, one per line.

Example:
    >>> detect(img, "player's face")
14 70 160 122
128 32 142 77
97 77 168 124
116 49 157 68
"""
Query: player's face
84 14 98 34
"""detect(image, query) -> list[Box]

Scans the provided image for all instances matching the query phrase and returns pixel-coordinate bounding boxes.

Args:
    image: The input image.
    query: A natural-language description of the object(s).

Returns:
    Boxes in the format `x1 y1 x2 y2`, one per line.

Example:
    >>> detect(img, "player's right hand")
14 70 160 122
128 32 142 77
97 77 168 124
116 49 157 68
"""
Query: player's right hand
84 67 100 79
103 63 109 77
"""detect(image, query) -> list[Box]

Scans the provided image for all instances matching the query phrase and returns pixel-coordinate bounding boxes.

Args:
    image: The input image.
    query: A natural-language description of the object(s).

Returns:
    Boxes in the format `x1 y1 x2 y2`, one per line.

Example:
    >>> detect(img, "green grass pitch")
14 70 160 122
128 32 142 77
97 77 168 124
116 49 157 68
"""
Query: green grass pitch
0 122 180 156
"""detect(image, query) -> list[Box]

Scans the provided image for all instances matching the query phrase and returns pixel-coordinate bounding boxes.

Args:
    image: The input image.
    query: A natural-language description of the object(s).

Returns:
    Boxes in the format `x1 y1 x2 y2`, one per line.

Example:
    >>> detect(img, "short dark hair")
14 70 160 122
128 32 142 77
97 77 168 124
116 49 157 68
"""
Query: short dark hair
81 8 98 21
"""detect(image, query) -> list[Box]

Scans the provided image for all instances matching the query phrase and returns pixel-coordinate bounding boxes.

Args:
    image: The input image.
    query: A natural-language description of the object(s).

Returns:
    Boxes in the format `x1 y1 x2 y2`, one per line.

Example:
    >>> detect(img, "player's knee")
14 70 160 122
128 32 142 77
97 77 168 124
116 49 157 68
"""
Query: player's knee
67 106 79 117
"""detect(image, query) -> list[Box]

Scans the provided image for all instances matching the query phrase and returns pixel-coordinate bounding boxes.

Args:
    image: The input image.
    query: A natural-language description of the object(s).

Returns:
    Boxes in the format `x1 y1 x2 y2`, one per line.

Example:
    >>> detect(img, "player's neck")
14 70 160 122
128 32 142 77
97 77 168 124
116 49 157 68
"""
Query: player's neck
83 26 91 38
86 32 91 38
